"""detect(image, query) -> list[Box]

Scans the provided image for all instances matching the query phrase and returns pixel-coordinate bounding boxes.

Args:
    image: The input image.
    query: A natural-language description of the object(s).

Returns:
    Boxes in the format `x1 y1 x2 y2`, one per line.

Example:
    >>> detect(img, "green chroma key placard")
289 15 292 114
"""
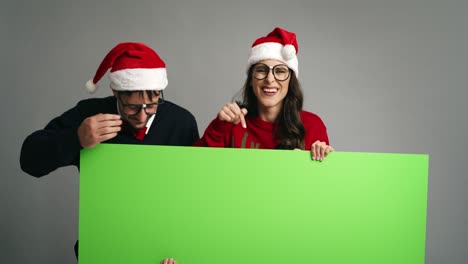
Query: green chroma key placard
79 144 428 264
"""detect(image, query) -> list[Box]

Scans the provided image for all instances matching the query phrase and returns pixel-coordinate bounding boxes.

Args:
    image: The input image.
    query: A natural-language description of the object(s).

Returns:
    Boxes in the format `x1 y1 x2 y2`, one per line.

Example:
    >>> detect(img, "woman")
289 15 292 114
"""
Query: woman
194 27 333 160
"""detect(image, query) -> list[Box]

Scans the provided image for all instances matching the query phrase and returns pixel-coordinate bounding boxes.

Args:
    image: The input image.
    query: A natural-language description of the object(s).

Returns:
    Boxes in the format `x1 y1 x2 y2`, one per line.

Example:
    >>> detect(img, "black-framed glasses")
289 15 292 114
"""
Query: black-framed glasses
252 63 291 81
118 92 164 118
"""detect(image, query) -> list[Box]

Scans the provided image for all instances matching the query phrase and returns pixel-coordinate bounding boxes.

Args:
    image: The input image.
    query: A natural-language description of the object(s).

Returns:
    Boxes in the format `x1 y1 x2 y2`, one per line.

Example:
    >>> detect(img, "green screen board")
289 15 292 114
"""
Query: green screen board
79 144 428 264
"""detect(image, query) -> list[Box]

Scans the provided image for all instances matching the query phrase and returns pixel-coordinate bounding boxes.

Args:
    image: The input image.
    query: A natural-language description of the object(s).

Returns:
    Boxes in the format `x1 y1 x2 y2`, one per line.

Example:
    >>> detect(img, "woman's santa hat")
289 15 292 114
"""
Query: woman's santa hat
247 27 299 77
85 42 168 93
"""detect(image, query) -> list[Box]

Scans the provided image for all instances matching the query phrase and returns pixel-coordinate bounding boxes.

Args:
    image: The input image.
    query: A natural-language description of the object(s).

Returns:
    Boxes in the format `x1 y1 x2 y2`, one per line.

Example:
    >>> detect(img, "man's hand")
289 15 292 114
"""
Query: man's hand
218 102 248 128
77 114 122 148
311 140 334 161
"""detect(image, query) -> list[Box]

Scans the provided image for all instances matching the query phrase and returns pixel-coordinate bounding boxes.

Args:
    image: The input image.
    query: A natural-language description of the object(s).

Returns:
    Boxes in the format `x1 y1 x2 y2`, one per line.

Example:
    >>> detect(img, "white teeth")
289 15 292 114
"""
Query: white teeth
263 88 277 93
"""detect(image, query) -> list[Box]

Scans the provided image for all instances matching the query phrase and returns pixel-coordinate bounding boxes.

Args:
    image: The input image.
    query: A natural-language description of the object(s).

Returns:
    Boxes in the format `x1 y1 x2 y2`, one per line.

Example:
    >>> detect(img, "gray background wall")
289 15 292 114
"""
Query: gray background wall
1 0 467 263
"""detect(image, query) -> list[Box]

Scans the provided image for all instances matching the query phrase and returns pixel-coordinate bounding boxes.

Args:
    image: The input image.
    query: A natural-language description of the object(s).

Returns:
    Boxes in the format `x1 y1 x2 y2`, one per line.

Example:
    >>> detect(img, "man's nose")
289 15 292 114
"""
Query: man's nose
136 107 148 120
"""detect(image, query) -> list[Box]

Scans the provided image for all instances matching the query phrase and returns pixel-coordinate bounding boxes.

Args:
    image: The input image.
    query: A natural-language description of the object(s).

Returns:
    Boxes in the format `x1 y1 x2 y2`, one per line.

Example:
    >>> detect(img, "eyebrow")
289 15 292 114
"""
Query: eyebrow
123 102 159 106
256 63 287 68
119 92 161 105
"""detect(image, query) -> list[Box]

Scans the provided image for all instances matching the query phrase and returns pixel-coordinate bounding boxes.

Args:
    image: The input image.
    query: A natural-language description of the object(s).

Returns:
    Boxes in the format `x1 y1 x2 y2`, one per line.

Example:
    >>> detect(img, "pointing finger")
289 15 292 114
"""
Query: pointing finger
239 108 248 128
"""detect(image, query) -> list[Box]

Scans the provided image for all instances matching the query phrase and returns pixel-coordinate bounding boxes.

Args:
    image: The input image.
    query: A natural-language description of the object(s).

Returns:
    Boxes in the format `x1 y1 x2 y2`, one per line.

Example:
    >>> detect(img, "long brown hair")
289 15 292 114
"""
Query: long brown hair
238 65 305 149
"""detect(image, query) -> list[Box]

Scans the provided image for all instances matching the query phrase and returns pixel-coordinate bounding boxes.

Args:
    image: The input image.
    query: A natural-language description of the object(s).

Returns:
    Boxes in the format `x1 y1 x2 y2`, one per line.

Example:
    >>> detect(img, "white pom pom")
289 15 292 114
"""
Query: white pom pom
85 79 97 93
282 44 296 60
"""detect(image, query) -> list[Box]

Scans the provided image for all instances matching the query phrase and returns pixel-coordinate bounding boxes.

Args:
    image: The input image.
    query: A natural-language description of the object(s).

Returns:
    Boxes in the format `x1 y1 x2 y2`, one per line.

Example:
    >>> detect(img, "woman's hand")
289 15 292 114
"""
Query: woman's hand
218 102 248 128
161 258 177 264
311 140 334 161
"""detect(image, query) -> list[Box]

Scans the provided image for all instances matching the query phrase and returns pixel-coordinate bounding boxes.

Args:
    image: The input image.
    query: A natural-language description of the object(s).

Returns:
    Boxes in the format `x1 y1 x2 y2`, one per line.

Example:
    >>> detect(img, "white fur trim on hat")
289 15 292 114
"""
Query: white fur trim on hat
282 44 296 60
85 79 98 93
247 42 299 77
108 68 168 91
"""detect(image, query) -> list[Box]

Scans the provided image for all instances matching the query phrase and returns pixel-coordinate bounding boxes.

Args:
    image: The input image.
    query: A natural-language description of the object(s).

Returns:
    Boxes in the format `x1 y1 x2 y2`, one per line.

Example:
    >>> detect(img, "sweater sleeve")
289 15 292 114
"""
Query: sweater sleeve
193 116 232 147
20 104 85 177
188 115 200 145
180 110 200 145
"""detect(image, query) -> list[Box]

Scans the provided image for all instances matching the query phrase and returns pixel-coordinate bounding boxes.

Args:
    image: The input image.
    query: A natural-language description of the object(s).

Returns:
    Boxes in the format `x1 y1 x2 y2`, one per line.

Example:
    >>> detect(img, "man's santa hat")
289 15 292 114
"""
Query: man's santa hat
85 42 168 93
247 27 299 76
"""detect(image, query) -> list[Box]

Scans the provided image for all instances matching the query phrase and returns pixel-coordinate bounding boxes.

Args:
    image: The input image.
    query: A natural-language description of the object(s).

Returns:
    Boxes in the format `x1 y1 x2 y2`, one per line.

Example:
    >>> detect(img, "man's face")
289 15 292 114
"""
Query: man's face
114 91 161 129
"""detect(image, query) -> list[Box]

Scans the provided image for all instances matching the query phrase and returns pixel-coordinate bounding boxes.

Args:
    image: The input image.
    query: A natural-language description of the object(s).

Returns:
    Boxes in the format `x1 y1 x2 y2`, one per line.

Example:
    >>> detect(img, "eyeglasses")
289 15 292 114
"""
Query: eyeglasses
252 63 291 81
118 93 164 118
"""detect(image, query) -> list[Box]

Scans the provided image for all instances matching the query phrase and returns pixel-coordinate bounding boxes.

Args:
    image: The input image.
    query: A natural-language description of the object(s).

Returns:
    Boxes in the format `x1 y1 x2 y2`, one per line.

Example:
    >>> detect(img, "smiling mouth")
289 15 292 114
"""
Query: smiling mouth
262 87 279 95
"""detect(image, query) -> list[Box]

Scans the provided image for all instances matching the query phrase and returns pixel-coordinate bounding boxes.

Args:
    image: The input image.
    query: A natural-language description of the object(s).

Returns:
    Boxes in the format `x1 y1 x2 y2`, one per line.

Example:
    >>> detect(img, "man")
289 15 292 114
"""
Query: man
20 42 199 259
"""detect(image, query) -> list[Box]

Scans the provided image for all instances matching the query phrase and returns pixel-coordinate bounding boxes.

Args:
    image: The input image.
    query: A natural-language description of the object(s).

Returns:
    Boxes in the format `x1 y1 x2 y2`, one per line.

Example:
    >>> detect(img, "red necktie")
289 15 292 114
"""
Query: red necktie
133 127 147 141
121 122 147 141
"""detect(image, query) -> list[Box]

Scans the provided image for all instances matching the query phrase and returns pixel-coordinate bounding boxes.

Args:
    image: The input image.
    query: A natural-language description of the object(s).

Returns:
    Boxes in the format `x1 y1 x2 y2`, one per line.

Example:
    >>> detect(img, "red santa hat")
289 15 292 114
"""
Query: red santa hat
85 42 168 93
247 27 299 76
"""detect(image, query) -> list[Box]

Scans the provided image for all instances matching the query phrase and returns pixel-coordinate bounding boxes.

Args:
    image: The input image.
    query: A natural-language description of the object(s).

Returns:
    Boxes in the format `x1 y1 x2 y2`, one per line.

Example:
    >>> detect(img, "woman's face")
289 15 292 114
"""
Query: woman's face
250 59 291 113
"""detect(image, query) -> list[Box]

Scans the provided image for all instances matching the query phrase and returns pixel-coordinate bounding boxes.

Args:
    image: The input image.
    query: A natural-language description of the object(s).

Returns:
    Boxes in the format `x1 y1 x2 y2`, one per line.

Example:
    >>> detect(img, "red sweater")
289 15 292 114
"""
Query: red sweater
194 111 329 150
